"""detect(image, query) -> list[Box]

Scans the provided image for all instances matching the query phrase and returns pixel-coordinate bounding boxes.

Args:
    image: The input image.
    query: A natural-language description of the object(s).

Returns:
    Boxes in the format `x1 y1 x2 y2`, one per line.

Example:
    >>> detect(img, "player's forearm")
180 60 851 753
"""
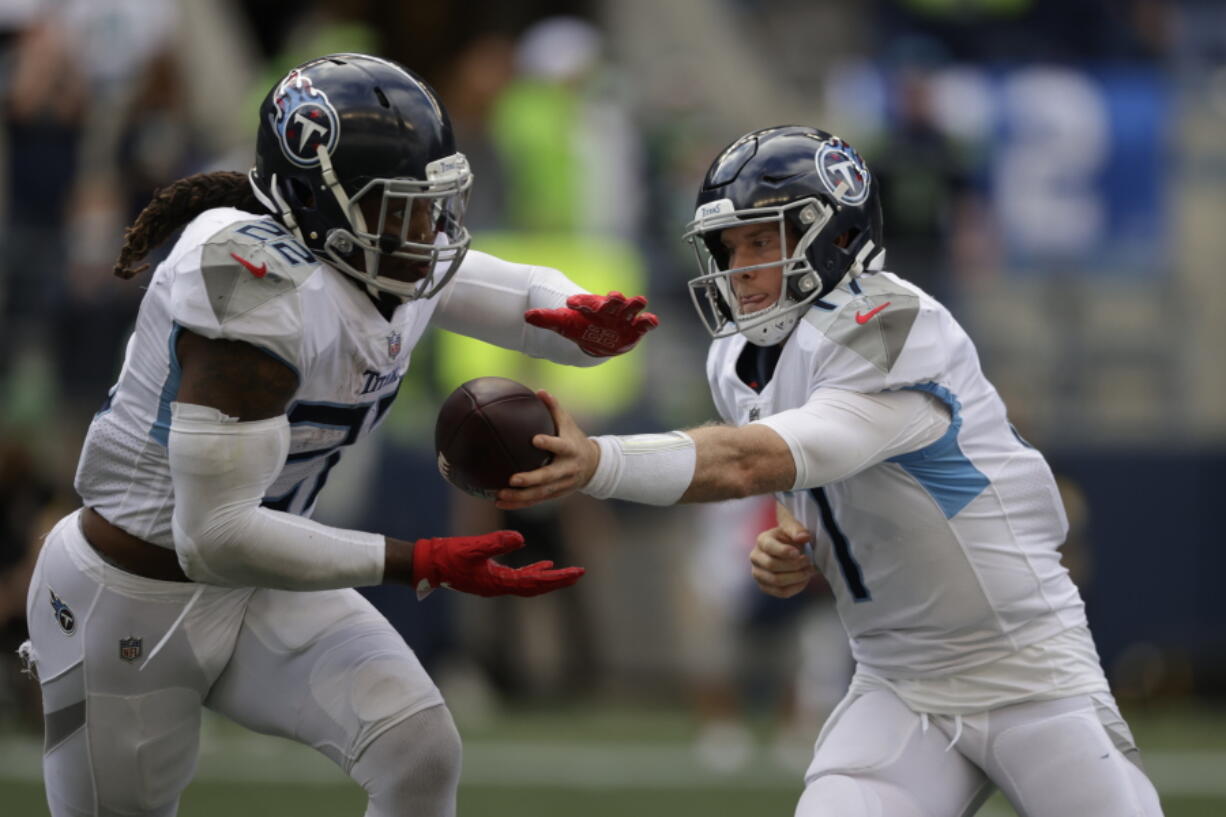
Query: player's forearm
679 424 797 502
580 424 796 506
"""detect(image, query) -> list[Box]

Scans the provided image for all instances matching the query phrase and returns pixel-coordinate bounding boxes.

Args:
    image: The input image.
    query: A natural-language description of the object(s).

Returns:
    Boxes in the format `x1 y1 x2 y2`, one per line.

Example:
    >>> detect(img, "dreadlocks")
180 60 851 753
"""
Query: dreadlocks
114 171 266 279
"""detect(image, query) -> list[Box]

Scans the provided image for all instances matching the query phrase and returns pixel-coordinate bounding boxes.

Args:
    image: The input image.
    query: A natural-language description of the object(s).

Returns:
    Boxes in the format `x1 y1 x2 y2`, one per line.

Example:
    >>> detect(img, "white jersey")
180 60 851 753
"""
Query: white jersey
707 271 1091 683
75 208 434 546
75 207 592 549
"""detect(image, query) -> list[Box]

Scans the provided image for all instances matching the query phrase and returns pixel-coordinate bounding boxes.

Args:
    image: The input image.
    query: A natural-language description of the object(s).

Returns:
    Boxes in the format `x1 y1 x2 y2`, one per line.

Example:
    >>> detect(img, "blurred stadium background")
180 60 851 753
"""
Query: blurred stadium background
1 0 1224 814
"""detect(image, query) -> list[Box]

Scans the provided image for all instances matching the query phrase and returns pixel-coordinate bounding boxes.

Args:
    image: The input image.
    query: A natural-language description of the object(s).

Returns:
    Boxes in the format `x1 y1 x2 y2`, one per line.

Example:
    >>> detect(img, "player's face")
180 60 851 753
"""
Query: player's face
357 196 438 283
721 222 797 315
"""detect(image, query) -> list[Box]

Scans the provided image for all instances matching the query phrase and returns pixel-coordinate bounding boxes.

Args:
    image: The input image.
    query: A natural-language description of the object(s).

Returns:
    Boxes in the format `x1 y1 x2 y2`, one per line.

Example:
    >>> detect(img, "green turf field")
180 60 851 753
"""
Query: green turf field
2 702 1223 815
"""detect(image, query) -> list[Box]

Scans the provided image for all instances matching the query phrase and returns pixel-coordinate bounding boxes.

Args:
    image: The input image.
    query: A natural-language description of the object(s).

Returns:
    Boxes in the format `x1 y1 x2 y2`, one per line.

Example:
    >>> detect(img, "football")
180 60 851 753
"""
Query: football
435 377 557 498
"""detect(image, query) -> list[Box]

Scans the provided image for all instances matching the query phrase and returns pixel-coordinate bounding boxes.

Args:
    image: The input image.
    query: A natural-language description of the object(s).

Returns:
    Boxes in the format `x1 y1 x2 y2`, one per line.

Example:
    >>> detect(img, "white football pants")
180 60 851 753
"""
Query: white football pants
796 687 1164 817
24 510 451 817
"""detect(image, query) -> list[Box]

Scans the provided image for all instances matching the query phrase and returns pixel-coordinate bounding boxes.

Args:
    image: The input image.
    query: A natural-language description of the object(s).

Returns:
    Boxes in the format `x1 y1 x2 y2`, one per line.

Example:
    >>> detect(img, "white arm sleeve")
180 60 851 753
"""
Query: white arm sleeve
432 250 601 366
753 389 950 491
168 402 385 590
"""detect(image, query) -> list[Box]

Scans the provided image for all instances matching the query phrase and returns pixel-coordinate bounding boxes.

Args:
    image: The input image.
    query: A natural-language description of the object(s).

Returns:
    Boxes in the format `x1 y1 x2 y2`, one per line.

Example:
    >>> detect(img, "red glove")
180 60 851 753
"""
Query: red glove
525 291 659 357
412 530 584 597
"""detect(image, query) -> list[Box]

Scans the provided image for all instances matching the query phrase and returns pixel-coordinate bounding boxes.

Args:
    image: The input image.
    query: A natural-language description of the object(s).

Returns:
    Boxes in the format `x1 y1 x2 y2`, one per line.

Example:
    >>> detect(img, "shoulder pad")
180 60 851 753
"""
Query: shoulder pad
803 274 920 374
198 217 318 325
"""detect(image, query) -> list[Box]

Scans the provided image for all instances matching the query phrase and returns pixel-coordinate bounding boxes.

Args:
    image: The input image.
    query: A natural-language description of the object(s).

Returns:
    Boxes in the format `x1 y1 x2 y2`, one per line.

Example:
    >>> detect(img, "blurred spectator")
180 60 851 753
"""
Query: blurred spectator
876 0 1168 63
867 62 982 307
679 495 851 772
490 15 643 239
436 32 518 231
1 0 186 434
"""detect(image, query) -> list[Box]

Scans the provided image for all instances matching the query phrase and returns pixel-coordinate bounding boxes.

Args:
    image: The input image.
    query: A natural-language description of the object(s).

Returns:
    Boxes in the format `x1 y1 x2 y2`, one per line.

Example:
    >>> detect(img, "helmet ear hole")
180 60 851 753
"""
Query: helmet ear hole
834 228 858 249
287 177 316 209
702 232 730 270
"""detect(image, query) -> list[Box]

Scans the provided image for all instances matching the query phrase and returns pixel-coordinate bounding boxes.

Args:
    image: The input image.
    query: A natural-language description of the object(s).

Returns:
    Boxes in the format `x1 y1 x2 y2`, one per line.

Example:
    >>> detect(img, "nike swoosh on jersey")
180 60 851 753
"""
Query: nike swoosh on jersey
855 301 891 324
230 252 268 278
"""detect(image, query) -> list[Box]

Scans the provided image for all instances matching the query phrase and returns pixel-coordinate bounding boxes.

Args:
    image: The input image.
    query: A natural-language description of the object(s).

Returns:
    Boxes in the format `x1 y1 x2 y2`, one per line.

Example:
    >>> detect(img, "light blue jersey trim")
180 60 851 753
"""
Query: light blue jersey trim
149 325 185 446
95 383 118 418
149 322 304 447
886 382 989 519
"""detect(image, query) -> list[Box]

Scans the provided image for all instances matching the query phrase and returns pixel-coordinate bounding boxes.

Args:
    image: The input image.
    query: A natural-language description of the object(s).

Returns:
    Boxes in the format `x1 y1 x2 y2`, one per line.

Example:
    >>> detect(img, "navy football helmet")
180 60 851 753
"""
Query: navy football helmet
250 54 472 300
682 126 885 345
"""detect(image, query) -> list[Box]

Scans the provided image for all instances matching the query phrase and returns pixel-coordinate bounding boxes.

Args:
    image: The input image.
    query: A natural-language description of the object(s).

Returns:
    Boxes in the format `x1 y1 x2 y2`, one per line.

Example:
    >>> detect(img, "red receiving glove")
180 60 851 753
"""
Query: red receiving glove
525 291 660 357
411 530 584 598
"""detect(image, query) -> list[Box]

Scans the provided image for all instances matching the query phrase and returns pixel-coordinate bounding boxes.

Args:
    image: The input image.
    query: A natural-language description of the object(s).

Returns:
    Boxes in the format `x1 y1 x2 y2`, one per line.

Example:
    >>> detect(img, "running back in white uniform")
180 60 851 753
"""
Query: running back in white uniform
76 207 594 547
26 52 663 817
29 206 617 817
76 207 431 543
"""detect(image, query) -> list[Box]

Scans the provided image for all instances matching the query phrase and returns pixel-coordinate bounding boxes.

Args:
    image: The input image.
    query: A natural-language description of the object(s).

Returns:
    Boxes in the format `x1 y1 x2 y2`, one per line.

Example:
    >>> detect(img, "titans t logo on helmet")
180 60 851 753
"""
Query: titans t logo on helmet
271 67 341 168
815 139 871 206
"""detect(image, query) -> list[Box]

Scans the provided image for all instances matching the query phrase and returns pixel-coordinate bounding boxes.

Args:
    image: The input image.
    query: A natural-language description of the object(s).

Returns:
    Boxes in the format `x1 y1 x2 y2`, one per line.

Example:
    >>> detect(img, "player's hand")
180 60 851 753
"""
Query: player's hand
496 391 597 510
412 530 584 597
750 522 815 599
525 291 659 357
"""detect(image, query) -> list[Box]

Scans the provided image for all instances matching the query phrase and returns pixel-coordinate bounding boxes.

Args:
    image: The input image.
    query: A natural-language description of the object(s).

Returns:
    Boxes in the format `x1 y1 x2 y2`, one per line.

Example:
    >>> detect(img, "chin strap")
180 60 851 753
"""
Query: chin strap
317 143 388 289
853 242 886 276
317 143 355 223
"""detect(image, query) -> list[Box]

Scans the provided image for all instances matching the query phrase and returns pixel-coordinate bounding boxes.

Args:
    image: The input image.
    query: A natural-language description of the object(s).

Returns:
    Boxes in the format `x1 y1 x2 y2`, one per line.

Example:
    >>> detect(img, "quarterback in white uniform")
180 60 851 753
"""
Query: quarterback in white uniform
21 55 656 817
501 126 1163 817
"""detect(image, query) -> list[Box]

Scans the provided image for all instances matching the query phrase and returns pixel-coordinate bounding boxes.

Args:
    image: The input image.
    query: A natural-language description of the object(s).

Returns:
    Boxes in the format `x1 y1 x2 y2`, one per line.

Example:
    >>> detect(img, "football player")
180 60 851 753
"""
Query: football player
21 54 656 817
498 126 1164 817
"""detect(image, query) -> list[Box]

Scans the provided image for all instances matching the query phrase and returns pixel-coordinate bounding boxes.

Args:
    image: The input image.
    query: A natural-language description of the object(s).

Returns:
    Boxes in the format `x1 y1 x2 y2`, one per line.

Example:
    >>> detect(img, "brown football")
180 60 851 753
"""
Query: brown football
435 377 556 498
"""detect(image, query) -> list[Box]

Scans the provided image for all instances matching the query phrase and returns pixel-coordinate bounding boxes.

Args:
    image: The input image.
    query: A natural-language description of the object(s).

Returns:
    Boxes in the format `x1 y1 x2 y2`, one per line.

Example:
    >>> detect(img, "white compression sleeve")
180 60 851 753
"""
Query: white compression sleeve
431 250 601 367
752 388 950 491
580 432 697 505
168 402 385 589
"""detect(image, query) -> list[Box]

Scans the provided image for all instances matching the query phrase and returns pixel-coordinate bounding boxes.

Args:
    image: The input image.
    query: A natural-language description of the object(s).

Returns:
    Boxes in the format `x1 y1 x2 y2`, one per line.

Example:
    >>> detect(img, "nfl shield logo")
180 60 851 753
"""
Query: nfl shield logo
387 331 402 358
119 636 143 663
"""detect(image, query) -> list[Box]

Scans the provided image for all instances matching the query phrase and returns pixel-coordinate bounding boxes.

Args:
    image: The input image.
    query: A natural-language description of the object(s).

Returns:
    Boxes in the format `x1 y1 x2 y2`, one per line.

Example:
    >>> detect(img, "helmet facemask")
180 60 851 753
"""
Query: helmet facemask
683 197 831 347
319 152 472 301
